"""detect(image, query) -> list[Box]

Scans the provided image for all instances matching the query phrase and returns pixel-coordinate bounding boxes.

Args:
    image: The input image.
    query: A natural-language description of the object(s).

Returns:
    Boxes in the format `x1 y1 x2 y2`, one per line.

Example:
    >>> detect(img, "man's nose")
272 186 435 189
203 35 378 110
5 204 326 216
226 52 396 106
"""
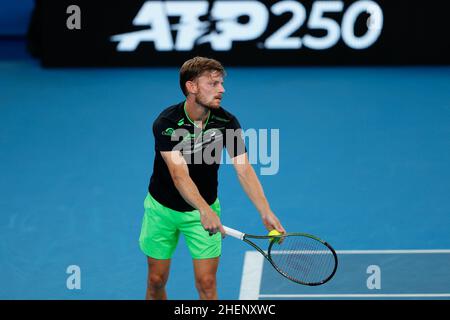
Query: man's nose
218 84 225 93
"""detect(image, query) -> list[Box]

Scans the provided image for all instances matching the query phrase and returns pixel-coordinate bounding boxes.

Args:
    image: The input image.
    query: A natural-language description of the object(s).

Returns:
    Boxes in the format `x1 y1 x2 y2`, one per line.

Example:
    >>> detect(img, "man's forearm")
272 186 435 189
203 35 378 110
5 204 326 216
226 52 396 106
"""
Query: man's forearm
236 165 271 216
172 174 210 213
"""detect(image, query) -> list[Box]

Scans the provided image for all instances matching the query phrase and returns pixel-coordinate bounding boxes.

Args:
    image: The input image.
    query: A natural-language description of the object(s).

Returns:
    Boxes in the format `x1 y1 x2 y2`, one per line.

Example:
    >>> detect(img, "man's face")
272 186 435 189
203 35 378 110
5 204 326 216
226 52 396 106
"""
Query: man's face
192 71 225 109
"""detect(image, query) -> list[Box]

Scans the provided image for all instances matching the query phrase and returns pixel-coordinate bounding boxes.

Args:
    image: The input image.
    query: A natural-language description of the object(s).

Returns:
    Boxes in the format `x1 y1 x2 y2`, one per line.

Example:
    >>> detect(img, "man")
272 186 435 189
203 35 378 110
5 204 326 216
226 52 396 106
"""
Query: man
139 56 285 300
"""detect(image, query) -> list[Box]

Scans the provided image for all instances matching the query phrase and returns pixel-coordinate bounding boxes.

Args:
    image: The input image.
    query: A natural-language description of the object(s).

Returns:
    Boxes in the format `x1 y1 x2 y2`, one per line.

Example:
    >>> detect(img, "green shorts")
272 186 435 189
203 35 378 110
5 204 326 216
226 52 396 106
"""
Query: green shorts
139 193 222 260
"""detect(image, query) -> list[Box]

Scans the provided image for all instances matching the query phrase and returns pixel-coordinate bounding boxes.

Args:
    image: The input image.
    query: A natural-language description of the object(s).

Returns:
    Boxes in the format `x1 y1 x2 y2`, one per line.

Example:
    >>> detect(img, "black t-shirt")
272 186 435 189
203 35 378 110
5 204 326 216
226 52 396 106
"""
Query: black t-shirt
148 101 247 212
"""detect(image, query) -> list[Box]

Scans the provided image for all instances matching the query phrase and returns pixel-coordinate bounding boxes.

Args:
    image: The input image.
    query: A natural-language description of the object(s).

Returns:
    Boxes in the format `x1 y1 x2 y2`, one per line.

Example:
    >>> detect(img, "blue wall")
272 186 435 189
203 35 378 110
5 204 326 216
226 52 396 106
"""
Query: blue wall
0 0 34 36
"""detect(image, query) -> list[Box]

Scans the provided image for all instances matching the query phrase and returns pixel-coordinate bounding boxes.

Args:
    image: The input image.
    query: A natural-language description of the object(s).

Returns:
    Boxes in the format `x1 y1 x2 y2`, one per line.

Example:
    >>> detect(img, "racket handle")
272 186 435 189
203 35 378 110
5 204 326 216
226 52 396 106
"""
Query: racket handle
223 226 245 240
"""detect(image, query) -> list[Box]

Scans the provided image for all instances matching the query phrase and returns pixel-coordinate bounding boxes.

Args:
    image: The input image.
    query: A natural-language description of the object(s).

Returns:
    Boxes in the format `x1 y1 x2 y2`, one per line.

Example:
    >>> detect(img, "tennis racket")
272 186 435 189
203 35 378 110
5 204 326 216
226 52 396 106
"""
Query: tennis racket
224 226 338 286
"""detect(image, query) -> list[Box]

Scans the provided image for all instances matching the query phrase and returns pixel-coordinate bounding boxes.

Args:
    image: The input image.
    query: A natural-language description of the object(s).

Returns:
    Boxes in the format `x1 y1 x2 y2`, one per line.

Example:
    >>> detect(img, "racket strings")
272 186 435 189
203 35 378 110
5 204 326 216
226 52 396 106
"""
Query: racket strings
269 235 336 285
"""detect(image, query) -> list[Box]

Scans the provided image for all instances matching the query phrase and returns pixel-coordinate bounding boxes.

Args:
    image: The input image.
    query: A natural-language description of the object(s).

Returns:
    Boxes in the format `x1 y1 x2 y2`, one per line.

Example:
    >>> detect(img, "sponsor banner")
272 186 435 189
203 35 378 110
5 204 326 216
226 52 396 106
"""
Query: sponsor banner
40 0 450 66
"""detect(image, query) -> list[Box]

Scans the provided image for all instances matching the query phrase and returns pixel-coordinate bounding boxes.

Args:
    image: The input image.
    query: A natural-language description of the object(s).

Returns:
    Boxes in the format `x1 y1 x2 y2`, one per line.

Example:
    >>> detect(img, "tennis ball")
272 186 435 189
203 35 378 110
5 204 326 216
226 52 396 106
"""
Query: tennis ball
268 229 282 243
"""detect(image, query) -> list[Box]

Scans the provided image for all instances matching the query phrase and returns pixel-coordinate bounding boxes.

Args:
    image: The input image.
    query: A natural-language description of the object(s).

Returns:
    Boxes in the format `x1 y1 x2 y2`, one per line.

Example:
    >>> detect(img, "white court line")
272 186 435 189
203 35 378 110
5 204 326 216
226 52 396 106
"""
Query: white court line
259 294 450 298
270 249 450 255
335 249 450 254
239 251 264 300
239 249 450 300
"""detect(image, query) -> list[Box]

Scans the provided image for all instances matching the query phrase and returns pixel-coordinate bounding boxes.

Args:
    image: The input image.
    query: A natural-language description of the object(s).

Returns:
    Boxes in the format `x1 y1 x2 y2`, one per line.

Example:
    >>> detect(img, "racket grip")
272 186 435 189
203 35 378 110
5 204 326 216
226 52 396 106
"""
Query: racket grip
223 226 245 240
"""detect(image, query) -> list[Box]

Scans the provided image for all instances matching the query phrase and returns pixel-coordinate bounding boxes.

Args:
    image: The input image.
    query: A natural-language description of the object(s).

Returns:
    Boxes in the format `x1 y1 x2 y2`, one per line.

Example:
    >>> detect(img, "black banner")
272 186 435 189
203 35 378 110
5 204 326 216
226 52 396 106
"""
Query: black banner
3 300 450 319
38 0 450 66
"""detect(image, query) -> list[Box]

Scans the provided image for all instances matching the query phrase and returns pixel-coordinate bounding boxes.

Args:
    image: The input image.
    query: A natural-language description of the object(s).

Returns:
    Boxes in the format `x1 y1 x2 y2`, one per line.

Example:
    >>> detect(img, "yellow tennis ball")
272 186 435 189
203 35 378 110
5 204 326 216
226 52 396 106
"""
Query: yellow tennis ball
268 229 282 243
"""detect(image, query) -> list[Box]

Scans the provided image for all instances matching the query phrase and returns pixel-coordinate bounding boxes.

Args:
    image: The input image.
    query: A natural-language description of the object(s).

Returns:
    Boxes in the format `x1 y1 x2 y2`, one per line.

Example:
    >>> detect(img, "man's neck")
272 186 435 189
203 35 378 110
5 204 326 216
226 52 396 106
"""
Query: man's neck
185 99 210 127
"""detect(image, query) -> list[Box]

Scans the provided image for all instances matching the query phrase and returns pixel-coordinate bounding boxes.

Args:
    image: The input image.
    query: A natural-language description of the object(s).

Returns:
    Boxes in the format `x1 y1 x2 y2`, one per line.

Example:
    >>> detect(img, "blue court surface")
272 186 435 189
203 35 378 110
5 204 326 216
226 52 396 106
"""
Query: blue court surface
1 60 450 299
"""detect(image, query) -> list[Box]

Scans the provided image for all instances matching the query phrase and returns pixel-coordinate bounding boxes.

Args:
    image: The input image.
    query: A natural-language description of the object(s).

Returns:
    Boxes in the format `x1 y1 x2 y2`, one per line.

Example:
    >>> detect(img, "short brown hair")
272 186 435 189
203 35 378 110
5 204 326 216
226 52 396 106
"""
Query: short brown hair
179 57 225 96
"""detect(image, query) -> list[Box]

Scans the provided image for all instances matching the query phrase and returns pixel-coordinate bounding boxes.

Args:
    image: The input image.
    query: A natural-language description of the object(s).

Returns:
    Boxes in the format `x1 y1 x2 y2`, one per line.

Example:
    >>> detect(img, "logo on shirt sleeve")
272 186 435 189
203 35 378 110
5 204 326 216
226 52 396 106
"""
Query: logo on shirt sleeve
162 127 175 136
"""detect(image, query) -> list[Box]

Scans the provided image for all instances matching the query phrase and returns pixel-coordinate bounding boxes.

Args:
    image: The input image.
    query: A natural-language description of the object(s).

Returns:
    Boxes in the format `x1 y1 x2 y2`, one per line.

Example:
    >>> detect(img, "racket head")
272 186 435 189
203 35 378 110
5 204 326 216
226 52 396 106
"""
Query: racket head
266 233 338 286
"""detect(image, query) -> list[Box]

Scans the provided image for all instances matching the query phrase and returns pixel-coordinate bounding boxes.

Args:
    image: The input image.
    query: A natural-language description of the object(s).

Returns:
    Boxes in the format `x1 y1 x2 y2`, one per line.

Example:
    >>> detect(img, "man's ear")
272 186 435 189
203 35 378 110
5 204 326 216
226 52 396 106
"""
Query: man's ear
185 80 197 94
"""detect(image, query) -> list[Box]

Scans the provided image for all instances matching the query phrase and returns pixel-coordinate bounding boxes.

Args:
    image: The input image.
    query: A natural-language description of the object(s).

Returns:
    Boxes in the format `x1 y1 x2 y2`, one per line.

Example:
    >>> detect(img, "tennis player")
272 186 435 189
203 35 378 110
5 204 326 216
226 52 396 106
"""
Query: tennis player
139 56 285 300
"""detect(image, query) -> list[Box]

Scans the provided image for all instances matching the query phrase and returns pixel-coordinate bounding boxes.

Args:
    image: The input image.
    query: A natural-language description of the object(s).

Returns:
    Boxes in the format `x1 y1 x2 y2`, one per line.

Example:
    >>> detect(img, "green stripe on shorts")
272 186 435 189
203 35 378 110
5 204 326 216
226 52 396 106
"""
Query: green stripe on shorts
139 193 221 260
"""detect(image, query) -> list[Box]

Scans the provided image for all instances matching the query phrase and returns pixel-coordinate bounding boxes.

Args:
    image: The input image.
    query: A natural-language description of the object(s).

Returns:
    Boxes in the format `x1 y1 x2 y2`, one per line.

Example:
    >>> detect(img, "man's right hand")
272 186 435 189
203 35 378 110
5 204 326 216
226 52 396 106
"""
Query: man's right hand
199 207 226 238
